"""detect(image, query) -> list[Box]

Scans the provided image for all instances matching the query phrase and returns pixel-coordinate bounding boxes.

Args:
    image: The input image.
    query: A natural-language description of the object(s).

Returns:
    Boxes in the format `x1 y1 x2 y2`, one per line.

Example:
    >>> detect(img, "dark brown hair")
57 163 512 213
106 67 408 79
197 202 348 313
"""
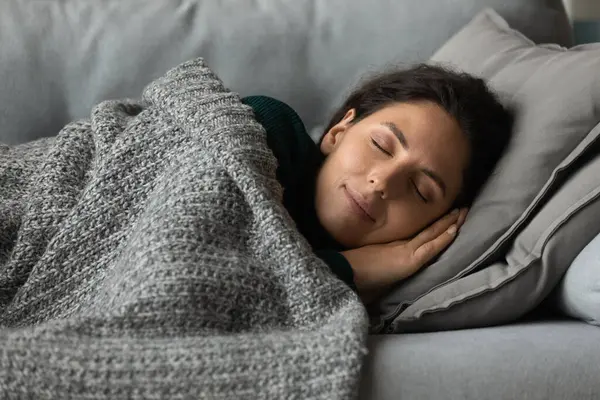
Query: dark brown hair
321 63 514 207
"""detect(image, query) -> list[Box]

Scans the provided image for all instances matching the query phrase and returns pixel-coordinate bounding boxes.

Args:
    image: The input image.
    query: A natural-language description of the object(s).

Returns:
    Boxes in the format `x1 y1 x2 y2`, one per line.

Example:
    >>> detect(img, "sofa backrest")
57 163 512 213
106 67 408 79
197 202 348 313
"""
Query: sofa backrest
0 0 572 144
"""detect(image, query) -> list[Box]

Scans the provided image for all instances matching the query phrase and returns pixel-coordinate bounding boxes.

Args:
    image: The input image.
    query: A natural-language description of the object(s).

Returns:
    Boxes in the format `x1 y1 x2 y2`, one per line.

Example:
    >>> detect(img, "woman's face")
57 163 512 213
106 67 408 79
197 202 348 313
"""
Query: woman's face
316 101 470 249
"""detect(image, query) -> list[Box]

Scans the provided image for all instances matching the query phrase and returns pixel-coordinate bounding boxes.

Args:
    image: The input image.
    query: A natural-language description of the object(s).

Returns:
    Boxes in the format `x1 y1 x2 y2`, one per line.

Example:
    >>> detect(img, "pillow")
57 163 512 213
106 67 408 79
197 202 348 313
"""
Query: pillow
556 232 600 326
389 130 600 332
370 8 600 332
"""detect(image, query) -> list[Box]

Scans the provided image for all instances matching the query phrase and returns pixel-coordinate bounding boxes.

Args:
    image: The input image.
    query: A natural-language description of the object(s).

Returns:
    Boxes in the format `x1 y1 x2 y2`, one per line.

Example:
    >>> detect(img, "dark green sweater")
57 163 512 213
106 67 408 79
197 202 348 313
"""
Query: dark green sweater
242 95 355 289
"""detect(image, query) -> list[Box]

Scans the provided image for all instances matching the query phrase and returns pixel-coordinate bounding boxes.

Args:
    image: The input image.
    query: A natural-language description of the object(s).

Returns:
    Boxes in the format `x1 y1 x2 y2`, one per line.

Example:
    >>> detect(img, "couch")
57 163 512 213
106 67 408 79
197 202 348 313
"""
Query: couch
1 1 599 399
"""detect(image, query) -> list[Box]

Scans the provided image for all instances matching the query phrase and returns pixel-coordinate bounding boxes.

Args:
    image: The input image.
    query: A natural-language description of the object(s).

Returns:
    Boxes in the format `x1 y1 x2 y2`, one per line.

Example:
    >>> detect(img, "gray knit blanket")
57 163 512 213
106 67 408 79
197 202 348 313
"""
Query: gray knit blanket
0 58 368 399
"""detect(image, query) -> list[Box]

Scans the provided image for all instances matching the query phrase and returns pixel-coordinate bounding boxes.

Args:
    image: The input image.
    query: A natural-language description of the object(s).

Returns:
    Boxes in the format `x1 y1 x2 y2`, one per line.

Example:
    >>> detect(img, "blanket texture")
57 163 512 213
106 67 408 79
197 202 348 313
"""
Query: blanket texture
0 58 368 399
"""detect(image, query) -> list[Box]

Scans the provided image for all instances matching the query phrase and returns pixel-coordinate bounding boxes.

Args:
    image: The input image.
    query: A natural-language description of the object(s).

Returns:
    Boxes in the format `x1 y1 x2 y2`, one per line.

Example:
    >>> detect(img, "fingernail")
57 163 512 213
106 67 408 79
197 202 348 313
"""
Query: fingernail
447 225 457 235
451 209 459 216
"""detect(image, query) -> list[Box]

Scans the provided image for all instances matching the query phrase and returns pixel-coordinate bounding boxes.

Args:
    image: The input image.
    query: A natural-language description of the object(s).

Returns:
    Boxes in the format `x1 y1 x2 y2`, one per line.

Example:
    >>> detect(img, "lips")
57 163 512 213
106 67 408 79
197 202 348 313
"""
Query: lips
344 185 376 222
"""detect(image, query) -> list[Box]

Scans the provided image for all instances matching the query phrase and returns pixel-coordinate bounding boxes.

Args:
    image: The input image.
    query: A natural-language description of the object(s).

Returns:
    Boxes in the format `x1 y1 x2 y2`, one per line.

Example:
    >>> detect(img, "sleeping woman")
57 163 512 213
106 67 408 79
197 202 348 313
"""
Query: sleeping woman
243 64 513 304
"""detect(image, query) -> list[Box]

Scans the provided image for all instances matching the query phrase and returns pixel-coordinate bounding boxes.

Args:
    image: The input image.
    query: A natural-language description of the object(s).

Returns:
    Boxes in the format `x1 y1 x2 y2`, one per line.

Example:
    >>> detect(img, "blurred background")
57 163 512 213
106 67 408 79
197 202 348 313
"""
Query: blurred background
563 0 600 44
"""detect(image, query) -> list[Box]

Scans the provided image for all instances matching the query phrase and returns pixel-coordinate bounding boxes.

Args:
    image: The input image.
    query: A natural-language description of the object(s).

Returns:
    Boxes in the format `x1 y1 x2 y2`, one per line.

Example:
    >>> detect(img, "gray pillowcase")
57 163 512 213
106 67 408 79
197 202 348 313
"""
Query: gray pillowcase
555 232 600 326
371 9 600 332
390 124 600 332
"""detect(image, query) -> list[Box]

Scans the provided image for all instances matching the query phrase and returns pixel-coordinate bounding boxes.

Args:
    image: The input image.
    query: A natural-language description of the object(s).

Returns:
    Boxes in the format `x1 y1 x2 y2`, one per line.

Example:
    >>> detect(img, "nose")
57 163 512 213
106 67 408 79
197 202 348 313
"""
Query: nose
368 162 408 200
369 177 386 199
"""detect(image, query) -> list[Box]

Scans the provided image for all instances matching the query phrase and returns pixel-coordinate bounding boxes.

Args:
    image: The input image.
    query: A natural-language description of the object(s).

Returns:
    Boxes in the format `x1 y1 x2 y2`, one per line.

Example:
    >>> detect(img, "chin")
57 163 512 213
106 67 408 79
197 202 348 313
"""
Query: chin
331 231 356 249
317 214 354 249
326 224 365 249
316 184 365 248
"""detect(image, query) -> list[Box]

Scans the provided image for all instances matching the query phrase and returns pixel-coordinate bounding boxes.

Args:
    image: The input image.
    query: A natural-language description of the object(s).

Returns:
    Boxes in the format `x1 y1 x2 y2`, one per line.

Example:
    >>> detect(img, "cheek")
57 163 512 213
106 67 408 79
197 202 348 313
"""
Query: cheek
333 141 371 175
383 201 436 240
386 204 419 239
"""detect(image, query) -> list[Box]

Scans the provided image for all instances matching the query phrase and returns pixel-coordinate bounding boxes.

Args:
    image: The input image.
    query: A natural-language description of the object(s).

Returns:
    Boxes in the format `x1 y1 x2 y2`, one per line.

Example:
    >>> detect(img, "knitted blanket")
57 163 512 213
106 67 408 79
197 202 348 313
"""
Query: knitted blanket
0 58 368 399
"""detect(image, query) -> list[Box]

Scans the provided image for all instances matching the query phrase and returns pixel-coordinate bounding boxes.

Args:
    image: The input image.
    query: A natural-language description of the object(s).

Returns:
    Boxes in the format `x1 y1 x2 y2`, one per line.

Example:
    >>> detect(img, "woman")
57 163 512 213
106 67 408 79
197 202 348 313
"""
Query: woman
243 63 513 304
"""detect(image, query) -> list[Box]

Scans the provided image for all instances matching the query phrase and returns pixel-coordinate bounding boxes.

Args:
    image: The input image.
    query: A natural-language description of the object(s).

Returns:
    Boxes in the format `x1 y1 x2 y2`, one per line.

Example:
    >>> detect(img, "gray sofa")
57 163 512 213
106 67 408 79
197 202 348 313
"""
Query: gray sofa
1 0 599 399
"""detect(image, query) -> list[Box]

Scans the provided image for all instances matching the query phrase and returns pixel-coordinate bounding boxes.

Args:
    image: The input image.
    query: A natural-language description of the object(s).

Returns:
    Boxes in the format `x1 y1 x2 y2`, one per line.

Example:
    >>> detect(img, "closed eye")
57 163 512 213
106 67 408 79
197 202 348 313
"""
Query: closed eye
371 138 392 156
412 180 429 203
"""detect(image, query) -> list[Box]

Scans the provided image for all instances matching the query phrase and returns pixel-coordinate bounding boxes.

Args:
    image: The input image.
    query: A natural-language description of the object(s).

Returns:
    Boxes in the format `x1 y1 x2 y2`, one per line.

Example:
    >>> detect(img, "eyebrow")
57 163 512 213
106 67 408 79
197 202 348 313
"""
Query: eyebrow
381 122 409 149
381 121 447 198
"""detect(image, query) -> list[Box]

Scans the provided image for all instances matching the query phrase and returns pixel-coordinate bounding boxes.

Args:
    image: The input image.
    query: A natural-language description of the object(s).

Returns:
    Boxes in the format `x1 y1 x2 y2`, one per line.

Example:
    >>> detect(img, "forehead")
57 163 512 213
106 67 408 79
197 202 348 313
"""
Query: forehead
370 101 459 136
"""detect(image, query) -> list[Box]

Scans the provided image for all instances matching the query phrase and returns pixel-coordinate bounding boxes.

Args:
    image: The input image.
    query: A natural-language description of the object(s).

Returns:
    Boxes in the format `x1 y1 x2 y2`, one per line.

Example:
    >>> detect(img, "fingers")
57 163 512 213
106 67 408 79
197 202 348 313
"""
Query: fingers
457 207 469 227
408 207 467 267
412 222 458 266
410 208 461 248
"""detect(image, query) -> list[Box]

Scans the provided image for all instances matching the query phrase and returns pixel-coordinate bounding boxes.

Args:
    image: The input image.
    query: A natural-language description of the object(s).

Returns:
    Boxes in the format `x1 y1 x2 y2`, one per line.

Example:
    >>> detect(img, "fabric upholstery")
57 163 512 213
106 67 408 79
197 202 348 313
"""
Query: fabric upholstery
360 320 600 400
0 0 572 145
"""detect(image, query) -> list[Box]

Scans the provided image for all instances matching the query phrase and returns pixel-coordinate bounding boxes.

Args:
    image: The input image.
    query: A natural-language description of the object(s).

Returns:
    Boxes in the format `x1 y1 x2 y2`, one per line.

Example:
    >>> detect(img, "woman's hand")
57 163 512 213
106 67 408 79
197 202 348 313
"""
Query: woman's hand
341 208 468 304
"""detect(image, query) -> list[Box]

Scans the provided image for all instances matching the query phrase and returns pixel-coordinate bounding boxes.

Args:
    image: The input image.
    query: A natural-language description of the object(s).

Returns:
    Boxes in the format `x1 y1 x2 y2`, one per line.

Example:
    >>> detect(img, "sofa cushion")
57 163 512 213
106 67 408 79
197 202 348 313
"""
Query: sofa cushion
556 231 600 326
360 320 600 400
0 0 572 145
372 9 600 332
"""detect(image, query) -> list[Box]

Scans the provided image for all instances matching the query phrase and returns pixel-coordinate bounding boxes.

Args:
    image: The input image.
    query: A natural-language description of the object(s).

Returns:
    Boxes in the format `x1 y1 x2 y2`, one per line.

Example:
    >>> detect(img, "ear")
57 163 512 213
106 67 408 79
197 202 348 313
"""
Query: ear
320 108 356 155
